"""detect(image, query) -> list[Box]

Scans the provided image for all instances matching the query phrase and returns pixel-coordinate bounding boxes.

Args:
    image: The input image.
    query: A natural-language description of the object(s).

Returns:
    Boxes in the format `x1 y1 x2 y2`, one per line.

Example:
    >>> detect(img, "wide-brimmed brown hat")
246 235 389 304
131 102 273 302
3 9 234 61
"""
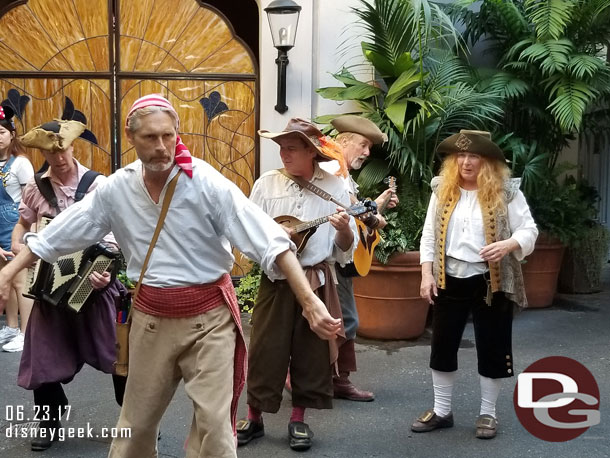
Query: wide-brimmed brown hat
19 119 86 152
331 115 387 145
258 118 337 162
436 130 505 161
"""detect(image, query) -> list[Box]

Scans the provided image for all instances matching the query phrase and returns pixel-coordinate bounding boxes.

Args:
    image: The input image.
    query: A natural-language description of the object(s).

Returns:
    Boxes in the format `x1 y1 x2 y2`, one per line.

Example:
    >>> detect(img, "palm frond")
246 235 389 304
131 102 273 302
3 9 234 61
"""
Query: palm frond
566 54 606 79
352 0 462 66
547 76 599 131
519 38 574 75
525 0 576 40
425 51 470 89
483 71 531 99
356 158 393 190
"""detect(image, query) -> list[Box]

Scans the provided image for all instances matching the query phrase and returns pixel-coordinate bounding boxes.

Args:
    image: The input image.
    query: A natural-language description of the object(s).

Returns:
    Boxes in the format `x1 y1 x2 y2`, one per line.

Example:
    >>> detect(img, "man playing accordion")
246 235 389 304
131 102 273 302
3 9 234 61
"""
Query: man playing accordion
3 119 126 451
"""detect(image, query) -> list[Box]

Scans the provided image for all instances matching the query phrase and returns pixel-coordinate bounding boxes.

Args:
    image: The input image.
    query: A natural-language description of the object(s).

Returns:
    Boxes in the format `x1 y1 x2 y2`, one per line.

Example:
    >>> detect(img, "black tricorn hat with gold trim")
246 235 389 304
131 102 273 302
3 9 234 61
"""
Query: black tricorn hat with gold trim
436 130 505 162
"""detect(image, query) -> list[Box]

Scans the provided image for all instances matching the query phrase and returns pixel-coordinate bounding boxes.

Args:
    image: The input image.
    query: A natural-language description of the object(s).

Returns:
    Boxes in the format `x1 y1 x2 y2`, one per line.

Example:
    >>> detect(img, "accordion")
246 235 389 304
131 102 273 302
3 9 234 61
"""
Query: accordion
25 216 118 312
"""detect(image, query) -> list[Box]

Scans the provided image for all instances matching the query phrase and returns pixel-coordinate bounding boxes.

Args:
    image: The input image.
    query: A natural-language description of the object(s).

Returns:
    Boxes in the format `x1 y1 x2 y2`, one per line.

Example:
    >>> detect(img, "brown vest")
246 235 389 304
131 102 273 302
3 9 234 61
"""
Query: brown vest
430 177 527 308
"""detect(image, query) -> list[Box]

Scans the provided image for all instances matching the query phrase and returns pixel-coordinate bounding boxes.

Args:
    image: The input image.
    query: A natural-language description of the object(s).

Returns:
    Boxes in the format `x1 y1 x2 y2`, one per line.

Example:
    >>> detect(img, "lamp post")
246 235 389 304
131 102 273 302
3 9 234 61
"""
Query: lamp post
264 0 301 114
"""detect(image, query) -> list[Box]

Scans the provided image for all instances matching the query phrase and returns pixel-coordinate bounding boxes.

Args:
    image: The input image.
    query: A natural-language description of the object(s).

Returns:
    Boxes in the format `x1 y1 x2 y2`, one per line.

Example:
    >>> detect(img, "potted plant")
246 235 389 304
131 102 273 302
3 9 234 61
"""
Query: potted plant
317 0 504 338
557 179 610 293
351 189 430 339
449 0 610 306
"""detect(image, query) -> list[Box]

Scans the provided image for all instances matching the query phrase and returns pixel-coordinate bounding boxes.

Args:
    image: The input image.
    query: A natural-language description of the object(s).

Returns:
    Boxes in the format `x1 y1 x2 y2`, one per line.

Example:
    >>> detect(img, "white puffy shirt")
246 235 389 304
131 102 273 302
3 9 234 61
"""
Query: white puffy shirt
26 159 294 287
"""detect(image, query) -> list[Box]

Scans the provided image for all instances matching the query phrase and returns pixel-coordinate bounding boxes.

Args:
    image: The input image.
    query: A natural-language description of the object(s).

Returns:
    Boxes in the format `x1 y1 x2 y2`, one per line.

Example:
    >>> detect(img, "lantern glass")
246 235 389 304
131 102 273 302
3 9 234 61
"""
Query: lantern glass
265 3 301 50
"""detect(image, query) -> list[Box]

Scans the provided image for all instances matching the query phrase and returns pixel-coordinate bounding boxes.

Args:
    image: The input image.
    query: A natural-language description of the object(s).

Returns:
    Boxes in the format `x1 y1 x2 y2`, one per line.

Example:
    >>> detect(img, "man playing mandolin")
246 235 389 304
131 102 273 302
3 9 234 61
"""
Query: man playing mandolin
321 115 398 402
237 118 358 452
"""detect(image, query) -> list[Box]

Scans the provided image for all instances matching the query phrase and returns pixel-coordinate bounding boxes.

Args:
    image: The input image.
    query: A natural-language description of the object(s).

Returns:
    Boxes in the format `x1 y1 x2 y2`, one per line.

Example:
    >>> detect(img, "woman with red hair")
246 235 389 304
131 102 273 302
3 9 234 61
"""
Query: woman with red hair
412 130 538 439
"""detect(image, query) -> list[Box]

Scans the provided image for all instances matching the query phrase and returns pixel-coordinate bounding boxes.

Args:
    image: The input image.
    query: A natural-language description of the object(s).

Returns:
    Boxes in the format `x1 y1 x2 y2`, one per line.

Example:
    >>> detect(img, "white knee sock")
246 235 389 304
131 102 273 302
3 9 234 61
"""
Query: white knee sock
479 375 501 418
431 369 456 417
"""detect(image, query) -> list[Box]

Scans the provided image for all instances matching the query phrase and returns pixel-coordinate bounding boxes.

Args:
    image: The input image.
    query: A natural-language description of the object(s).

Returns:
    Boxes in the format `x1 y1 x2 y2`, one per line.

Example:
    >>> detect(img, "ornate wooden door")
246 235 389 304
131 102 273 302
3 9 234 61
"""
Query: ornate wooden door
0 0 258 275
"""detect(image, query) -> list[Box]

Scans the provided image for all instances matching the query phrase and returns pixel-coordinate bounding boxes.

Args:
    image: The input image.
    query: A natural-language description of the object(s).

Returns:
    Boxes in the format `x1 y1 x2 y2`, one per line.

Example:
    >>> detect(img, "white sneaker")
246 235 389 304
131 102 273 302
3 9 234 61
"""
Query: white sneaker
0 325 19 345
3 331 24 352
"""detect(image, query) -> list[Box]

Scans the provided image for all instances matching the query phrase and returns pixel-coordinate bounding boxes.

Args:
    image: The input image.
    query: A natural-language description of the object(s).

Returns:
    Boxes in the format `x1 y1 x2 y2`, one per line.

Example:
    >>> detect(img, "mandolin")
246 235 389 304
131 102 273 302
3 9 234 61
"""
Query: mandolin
274 201 377 254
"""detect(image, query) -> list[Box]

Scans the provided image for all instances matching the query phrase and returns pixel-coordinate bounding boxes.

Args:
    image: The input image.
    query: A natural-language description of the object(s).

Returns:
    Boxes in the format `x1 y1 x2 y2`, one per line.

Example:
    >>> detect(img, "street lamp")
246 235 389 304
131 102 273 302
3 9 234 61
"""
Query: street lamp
264 0 301 114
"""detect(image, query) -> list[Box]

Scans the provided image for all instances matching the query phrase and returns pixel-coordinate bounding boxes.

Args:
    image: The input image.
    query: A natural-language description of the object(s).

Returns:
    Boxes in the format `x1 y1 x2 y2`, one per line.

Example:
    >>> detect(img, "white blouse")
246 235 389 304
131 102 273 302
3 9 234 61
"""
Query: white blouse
420 187 538 278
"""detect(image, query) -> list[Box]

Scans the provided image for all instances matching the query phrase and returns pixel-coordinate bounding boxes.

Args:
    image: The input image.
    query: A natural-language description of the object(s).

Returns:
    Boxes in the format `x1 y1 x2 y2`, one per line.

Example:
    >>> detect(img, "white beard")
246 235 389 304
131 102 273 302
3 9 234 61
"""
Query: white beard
143 160 173 172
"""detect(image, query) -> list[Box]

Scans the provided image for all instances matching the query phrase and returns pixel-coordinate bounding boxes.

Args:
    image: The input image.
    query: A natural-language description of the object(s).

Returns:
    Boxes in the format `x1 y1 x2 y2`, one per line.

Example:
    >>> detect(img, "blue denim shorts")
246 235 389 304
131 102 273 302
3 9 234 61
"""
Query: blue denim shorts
0 202 19 252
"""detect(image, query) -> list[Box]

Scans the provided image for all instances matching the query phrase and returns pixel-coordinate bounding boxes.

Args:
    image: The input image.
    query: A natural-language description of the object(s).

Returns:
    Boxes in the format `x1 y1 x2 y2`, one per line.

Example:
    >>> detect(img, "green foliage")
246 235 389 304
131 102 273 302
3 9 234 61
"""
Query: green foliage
374 181 428 263
234 263 261 313
527 174 601 243
116 270 135 290
317 0 504 188
317 0 505 262
449 0 610 144
525 0 575 40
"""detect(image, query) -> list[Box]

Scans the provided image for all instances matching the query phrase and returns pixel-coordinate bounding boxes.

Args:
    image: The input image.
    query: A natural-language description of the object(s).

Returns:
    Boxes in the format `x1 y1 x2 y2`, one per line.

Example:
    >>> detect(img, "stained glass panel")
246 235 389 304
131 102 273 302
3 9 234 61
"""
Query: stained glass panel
0 0 109 71
119 0 254 75
0 78 112 175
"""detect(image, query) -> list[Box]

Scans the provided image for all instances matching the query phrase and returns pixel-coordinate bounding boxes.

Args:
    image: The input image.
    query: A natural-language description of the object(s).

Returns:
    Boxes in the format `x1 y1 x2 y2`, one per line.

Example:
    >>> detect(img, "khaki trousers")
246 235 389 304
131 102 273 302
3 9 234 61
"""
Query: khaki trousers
108 305 237 458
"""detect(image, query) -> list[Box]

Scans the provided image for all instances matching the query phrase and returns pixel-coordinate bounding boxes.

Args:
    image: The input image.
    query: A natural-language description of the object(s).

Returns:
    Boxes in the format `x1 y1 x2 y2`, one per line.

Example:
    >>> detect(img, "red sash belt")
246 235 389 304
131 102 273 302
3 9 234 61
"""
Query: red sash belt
134 276 231 317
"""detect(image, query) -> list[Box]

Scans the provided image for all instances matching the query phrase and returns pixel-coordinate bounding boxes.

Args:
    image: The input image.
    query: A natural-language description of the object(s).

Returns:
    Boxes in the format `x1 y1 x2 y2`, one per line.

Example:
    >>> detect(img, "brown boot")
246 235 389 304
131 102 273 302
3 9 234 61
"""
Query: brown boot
333 373 375 402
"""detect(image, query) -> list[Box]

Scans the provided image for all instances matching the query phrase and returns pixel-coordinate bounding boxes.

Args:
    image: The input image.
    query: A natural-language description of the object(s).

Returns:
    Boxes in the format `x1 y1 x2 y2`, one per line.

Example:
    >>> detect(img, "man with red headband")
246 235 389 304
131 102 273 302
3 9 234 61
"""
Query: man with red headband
0 94 341 458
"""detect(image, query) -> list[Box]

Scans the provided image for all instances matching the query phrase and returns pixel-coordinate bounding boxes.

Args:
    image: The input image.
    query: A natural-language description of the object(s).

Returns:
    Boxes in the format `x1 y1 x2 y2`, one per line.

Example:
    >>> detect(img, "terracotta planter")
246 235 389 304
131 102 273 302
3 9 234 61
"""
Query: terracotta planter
353 251 429 340
522 234 565 308
558 224 609 294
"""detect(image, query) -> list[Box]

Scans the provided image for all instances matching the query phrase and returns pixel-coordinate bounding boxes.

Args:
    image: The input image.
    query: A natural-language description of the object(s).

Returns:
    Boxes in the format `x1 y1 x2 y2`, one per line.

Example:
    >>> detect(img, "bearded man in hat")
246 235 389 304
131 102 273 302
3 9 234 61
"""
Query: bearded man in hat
0 96 341 458
3 119 125 451
320 115 399 402
237 118 357 452
411 130 537 439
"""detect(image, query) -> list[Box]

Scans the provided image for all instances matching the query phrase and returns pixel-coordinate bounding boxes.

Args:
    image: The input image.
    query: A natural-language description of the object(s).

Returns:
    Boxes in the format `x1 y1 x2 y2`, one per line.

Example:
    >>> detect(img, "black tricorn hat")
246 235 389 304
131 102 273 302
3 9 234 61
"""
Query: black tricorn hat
436 130 505 162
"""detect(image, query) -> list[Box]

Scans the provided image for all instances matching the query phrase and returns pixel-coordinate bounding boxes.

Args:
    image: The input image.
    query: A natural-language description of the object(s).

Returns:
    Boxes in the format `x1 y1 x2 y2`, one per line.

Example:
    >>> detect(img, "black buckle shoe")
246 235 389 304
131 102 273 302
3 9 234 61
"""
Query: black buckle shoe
31 420 61 451
288 421 313 451
236 419 264 446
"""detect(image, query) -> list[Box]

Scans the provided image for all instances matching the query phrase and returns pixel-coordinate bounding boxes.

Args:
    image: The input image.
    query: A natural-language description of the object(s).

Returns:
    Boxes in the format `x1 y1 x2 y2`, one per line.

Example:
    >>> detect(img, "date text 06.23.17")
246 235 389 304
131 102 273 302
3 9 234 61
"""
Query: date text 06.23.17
5 405 72 422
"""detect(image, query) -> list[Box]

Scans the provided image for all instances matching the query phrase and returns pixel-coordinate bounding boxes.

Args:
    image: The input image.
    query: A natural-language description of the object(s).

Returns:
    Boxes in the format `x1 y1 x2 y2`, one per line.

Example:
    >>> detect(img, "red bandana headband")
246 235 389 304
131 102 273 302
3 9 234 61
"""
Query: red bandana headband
126 94 193 178
0 106 5 120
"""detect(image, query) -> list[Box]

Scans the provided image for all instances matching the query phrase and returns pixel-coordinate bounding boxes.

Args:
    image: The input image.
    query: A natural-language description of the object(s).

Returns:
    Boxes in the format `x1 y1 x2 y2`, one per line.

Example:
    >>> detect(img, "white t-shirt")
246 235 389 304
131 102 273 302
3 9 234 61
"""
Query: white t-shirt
0 155 34 202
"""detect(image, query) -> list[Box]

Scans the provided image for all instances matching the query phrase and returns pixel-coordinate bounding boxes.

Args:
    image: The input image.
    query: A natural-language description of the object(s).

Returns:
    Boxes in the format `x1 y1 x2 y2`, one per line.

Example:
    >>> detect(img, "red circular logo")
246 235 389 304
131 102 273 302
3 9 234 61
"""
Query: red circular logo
513 356 600 442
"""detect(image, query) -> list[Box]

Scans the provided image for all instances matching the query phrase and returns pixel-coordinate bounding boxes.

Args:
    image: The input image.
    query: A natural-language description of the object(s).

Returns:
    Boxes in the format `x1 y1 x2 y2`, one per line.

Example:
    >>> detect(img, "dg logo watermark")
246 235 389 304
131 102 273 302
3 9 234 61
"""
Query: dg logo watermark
513 356 600 442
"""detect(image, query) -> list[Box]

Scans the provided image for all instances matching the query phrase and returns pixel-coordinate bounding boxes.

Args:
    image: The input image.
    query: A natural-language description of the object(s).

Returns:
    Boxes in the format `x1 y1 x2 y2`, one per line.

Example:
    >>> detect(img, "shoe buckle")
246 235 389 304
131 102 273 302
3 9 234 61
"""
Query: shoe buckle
292 425 309 437
477 416 496 429
419 410 435 422
236 420 249 430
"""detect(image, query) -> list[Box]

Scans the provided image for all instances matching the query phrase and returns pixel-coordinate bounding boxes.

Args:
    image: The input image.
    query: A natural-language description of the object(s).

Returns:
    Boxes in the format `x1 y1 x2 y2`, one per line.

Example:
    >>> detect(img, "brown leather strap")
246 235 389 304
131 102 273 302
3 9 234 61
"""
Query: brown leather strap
278 168 350 209
128 169 183 320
